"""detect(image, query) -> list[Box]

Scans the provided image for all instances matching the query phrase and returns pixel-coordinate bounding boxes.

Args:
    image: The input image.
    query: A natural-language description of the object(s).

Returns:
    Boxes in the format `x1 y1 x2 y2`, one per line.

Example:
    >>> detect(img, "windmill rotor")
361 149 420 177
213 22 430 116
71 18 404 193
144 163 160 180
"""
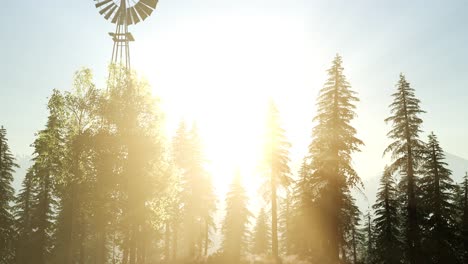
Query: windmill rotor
94 0 158 25
94 0 158 70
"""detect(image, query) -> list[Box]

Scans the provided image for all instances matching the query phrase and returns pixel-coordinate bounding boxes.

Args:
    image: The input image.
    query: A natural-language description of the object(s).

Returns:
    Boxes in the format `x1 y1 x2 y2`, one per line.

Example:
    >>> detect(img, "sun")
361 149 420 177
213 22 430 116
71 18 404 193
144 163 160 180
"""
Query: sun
132 12 317 206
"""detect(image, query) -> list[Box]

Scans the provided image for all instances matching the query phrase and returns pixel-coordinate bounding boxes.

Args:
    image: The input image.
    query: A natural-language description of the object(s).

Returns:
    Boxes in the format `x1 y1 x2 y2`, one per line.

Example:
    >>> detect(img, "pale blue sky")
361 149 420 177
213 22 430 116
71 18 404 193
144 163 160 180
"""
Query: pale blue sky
1 0 468 182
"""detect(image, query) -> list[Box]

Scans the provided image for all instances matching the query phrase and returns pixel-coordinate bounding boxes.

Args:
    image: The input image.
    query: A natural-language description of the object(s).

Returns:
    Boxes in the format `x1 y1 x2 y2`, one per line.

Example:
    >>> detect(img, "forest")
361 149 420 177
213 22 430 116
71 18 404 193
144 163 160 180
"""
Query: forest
1 55 468 264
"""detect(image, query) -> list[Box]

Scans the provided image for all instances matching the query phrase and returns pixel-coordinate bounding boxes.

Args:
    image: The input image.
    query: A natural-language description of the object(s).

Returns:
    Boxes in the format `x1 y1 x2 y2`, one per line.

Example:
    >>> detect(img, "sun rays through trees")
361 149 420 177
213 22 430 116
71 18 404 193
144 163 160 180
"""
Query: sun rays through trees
2 55 468 264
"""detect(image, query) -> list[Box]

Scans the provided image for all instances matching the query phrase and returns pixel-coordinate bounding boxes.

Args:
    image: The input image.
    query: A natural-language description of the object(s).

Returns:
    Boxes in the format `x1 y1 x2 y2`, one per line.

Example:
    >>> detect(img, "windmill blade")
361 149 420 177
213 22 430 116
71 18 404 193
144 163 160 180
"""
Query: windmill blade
104 4 119 20
111 6 124 24
140 0 158 9
95 0 158 25
99 2 117 15
129 7 141 24
95 0 113 8
126 9 134 25
136 2 154 15
134 3 150 21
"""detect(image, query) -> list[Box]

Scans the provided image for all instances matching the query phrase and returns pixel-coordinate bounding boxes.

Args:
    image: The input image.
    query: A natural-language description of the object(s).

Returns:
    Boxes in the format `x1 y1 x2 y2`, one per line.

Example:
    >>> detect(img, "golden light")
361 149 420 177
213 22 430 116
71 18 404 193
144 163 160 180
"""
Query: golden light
132 13 320 206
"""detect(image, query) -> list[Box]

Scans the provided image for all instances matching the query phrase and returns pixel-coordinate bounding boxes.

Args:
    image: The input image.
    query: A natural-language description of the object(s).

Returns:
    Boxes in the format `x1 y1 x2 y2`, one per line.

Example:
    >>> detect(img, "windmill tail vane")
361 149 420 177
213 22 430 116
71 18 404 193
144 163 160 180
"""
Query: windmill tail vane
94 0 158 70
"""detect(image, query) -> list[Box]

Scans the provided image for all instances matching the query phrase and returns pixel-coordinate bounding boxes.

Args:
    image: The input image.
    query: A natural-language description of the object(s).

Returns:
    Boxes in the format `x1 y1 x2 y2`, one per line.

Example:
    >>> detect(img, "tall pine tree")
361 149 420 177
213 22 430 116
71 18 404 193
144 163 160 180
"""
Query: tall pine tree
420 133 458 263
0 126 18 263
307 54 363 263
31 90 65 264
263 100 292 262
384 73 425 264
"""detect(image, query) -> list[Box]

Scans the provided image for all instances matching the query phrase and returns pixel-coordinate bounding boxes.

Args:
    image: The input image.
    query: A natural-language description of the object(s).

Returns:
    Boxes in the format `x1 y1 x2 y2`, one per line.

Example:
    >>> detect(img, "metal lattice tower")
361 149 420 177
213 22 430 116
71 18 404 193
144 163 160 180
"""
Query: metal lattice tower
94 0 158 70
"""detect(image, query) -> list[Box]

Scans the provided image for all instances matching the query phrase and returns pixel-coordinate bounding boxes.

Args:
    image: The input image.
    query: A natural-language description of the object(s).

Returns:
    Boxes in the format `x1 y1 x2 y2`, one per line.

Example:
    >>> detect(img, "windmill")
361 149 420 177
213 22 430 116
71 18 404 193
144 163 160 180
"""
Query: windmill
94 0 158 70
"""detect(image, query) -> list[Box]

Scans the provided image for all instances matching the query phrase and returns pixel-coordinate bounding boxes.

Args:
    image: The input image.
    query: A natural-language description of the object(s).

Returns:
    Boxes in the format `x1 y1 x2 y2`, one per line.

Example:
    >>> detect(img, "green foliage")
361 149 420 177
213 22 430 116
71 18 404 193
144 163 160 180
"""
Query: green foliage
384 74 425 264
0 126 18 263
5 58 468 264
419 133 458 263
372 168 403 264
459 173 468 263
304 54 363 263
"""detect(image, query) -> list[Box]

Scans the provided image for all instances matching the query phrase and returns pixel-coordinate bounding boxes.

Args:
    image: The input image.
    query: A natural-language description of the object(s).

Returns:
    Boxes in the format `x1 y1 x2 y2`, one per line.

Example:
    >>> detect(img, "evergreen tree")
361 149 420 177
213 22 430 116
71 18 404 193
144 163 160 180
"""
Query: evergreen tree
263 100 292 262
460 173 468 263
174 121 216 259
341 193 361 264
53 69 98 264
288 161 315 259
0 126 18 263
360 210 375 264
372 167 402 264
306 54 363 263
221 171 251 263
170 122 190 260
13 169 35 264
279 189 293 256
420 133 458 263
30 89 65 264
384 74 425 264
189 124 216 257
252 208 270 256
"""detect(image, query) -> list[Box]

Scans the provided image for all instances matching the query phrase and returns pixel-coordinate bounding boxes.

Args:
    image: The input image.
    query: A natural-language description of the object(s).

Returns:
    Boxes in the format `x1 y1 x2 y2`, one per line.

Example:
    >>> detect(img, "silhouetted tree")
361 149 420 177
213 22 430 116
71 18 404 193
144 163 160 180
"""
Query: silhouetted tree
0 126 18 263
341 193 361 264
460 173 468 263
360 210 375 264
420 133 458 263
384 73 425 264
372 167 402 264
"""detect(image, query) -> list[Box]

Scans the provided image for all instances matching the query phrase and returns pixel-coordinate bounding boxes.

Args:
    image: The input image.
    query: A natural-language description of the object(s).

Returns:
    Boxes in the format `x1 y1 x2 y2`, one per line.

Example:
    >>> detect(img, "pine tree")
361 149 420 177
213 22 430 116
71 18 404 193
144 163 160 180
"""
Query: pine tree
174 122 216 259
460 173 468 263
0 126 19 263
360 210 375 264
54 69 99 264
372 167 402 264
189 124 216 257
279 189 293 256
384 74 425 264
221 171 251 263
252 208 270 256
13 168 35 264
419 132 458 263
307 54 363 263
341 193 361 264
30 89 65 264
263 100 292 262
288 161 314 258
170 122 190 260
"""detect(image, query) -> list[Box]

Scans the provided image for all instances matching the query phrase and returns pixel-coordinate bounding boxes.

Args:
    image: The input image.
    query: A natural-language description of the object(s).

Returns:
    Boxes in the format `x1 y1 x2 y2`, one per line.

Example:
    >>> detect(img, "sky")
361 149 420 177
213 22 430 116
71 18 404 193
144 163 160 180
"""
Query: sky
2 0 468 211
